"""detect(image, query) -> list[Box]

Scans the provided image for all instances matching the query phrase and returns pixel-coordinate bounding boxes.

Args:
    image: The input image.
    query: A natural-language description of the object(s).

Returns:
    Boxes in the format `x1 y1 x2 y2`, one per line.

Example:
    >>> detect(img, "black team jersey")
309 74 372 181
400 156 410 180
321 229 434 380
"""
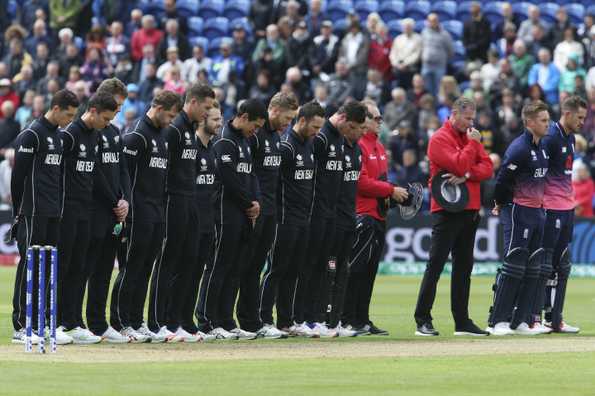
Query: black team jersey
213 120 259 224
11 117 63 217
123 115 168 223
277 129 315 226
249 121 281 217
195 138 216 233
165 110 198 196
61 118 99 218
336 139 362 230
311 119 344 219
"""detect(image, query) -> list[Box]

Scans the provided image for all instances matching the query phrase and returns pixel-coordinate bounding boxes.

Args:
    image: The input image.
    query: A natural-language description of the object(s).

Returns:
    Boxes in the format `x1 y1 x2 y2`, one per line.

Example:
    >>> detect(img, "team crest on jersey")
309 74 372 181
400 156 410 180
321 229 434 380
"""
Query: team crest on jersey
276 142 280 149
102 135 109 148
114 136 119 144
238 146 245 158
329 144 336 158
46 137 55 150
562 147 567 153
184 132 192 145
345 155 351 169
264 139 271 153
200 157 208 171
296 153 304 167
152 139 158 153
530 150 537 161
79 144 87 158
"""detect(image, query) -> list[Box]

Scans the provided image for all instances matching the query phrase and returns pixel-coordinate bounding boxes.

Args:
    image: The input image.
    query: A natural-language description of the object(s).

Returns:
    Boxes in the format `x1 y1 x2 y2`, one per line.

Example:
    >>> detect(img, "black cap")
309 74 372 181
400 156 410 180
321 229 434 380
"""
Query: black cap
431 170 469 212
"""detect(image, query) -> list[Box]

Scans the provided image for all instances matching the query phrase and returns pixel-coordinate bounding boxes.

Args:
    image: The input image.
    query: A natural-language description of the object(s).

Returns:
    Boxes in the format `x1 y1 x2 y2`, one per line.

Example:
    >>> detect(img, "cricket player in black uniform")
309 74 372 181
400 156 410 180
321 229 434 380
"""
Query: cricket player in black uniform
148 83 215 342
10 90 79 345
236 92 298 337
84 79 131 343
110 90 182 343
297 101 367 337
258 102 326 338
189 103 223 341
196 99 266 340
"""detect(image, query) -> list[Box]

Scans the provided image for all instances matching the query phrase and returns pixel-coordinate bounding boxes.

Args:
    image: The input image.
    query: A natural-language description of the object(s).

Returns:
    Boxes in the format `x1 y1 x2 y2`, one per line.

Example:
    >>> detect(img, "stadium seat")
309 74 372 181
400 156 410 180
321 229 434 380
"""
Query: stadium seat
326 0 353 23
208 37 232 57
564 3 585 25
197 0 224 19
332 18 351 38
387 19 403 38
176 0 199 17
442 20 463 40
230 17 253 37
7 0 17 20
453 40 466 62
223 0 250 21
188 16 204 37
588 4 595 17
414 20 426 33
404 1 430 20
456 1 475 22
378 0 405 22
483 1 505 26
203 17 229 40
354 0 379 21
511 2 531 21
431 1 457 20
541 3 560 25
189 36 209 51
138 0 165 16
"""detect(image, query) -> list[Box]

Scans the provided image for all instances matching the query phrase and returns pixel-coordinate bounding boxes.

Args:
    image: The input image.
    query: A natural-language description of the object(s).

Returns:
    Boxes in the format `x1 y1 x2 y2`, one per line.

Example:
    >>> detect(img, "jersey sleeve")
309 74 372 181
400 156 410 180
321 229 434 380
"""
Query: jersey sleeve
494 145 524 205
214 139 253 210
122 132 147 181
11 130 38 217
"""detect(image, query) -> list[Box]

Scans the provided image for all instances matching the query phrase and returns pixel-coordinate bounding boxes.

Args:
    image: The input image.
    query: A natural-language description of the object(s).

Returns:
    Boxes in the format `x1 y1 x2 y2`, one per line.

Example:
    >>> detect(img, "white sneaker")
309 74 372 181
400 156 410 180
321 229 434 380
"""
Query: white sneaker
312 322 338 338
333 324 358 337
196 330 216 342
208 327 239 340
489 322 514 336
544 321 580 334
156 326 182 343
135 324 164 343
12 329 41 345
65 327 102 344
55 326 74 345
531 322 553 335
175 327 200 343
257 324 288 339
512 322 542 336
229 328 257 340
101 326 131 343
289 322 319 338
121 326 149 343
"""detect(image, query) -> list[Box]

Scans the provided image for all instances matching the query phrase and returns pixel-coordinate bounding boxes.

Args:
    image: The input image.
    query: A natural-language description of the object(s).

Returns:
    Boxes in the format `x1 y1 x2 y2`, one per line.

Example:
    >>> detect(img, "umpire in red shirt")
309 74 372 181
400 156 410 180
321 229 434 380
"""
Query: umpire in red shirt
413 97 493 336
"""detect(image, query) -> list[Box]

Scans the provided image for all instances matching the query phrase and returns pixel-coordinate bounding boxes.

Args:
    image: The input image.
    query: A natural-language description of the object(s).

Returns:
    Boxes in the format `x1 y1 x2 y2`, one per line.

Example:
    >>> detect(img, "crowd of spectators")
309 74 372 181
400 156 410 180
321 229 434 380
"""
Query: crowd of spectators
0 0 593 216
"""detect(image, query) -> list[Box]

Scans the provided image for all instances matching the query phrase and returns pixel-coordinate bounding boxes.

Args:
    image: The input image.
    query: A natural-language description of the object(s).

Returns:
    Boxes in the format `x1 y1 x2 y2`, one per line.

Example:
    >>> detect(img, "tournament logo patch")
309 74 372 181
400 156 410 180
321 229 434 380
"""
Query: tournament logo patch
79 144 87 158
47 137 55 150
296 153 304 167
102 135 109 148
152 139 158 153
200 157 207 171
184 132 192 145
265 139 271 153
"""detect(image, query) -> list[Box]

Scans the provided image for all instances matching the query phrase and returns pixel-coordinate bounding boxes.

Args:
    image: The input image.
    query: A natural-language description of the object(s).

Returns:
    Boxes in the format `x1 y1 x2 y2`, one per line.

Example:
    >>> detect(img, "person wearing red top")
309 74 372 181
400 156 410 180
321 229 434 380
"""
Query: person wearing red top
342 100 409 335
414 97 493 337
130 15 164 62
573 162 594 218
0 79 20 119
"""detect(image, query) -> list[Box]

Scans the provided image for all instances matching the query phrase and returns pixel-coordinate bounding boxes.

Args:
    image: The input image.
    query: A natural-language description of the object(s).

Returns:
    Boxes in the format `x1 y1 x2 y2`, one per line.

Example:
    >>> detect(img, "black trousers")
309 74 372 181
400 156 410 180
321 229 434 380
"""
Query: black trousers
259 223 309 329
237 214 276 332
85 211 119 335
58 211 91 330
343 215 385 328
148 195 199 332
183 230 213 333
110 221 165 331
12 216 60 331
327 226 356 328
196 218 250 332
414 210 480 327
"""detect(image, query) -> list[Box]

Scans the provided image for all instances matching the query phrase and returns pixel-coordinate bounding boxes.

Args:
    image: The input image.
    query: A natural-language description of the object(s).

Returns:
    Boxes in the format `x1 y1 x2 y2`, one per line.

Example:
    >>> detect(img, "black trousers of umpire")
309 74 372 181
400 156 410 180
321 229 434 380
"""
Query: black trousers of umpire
85 209 119 335
58 210 91 330
110 220 165 331
295 216 335 324
148 195 199 332
259 223 310 329
12 216 60 331
414 210 480 327
237 214 276 332
196 217 250 332
343 215 385 328
327 226 356 328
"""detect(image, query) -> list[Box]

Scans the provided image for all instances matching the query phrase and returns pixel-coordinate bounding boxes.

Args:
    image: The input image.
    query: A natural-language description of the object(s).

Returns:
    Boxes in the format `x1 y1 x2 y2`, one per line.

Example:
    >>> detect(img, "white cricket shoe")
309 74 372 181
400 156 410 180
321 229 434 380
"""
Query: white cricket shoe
513 322 542 336
257 324 288 339
12 329 41 345
209 327 239 340
289 322 319 338
174 327 200 343
65 327 102 344
55 326 74 345
195 330 216 342
333 323 358 337
229 328 257 340
156 326 182 342
530 322 553 335
544 321 580 334
312 322 338 338
121 326 149 343
489 322 514 336
135 324 164 343
101 326 131 343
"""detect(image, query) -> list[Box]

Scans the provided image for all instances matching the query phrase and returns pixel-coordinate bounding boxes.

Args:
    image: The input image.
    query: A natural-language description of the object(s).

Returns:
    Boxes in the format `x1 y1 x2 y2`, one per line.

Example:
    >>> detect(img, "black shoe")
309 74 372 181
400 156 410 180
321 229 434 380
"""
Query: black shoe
415 322 439 336
367 322 389 336
351 324 371 336
454 321 489 336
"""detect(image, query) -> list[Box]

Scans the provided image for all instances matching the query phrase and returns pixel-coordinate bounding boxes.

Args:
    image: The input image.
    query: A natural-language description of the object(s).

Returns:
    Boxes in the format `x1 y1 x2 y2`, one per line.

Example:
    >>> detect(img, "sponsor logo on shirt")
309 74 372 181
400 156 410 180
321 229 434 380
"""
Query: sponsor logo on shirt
221 154 232 163
123 147 137 156
18 146 34 153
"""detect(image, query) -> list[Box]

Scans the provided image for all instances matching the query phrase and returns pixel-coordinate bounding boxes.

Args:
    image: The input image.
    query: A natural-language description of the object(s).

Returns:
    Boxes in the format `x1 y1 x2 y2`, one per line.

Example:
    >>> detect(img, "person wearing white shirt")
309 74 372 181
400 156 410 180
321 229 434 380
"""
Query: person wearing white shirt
390 18 422 90
554 27 585 73
156 46 186 80
183 45 213 83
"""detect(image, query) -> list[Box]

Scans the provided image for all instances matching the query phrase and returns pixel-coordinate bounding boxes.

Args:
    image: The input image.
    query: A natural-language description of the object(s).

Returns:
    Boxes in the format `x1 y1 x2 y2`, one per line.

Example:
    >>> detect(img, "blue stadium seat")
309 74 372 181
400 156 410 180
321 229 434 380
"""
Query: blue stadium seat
208 37 232 57
541 3 560 24
387 19 403 38
177 0 199 17
189 36 209 51
414 19 425 32
197 0 224 19
588 4 595 17
511 2 531 21
332 18 351 37
8 0 17 20
442 20 463 40
326 0 353 23
354 0 378 21
453 40 466 62
457 1 475 22
203 16 229 40
138 0 165 16
230 17 253 37
224 0 250 21
431 1 457 20
565 3 585 25
188 16 204 36
404 1 430 20
378 0 405 22
451 60 466 73
483 1 505 26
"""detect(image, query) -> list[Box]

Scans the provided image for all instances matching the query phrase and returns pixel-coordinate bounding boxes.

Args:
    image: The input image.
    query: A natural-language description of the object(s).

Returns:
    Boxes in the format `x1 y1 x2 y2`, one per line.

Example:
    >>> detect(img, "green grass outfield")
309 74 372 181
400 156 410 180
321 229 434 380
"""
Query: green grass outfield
0 266 594 395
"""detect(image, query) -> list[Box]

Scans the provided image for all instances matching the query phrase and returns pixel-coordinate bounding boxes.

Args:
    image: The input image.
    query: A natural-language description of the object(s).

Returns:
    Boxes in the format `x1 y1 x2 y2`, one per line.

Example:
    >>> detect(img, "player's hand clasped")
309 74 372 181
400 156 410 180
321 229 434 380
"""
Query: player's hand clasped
113 199 129 222
246 200 260 220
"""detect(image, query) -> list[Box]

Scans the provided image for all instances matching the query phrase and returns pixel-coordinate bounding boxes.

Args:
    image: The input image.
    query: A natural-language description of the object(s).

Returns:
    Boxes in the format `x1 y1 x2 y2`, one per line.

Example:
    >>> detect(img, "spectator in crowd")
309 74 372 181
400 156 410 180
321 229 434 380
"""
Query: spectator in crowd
14 89 34 128
56 27 81 58
560 54 586 95
114 56 135 84
106 21 130 67
480 50 501 93
384 87 417 131
495 88 521 140
528 48 561 104
249 70 275 104
86 24 107 53
183 44 212 84
3 38 32 79
391 148 427 187
339 16 370 100
463 2 492 63
417 94 436 135
137 63 161 104
126 8 143 36
529 24 554 59
230 23 254 63
163 66 185 95
313 82 334 115
390 18 422 90
13 64 35 96
59 43 82 80
489 58 519 103
420 13 453 96
0 147 13 207
250 0 275 39
135 44 158 83
32 42 51 80
49 0 87 31
80 47 112 86
156 46 185 81
408 73 427 106
131 15 163 62
586 65 595 93
0 79 19 118
518 5 544 45
367 13 391 80
160 0 188 36
438 75 461 106
210 40 245 87
549 6 572 47
572 160 594 218
37 61 64 95
310 20 339 79
365 69 386 105
464 71 487 101
115 83 144 127
252 24 286 82
495 22 517 59
578 15 594 42
494 2 517 40
475 111 505 155
25 19 52 55
286 21 312 72
509 39 535 90
72 79 88 108
284 66 311 103
0 101 19 147
65 65 83 92
388 120 418 168
305 0 324 36
157 19 189 62
27 94 46 125
326 58 353 109
554 27 585 73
